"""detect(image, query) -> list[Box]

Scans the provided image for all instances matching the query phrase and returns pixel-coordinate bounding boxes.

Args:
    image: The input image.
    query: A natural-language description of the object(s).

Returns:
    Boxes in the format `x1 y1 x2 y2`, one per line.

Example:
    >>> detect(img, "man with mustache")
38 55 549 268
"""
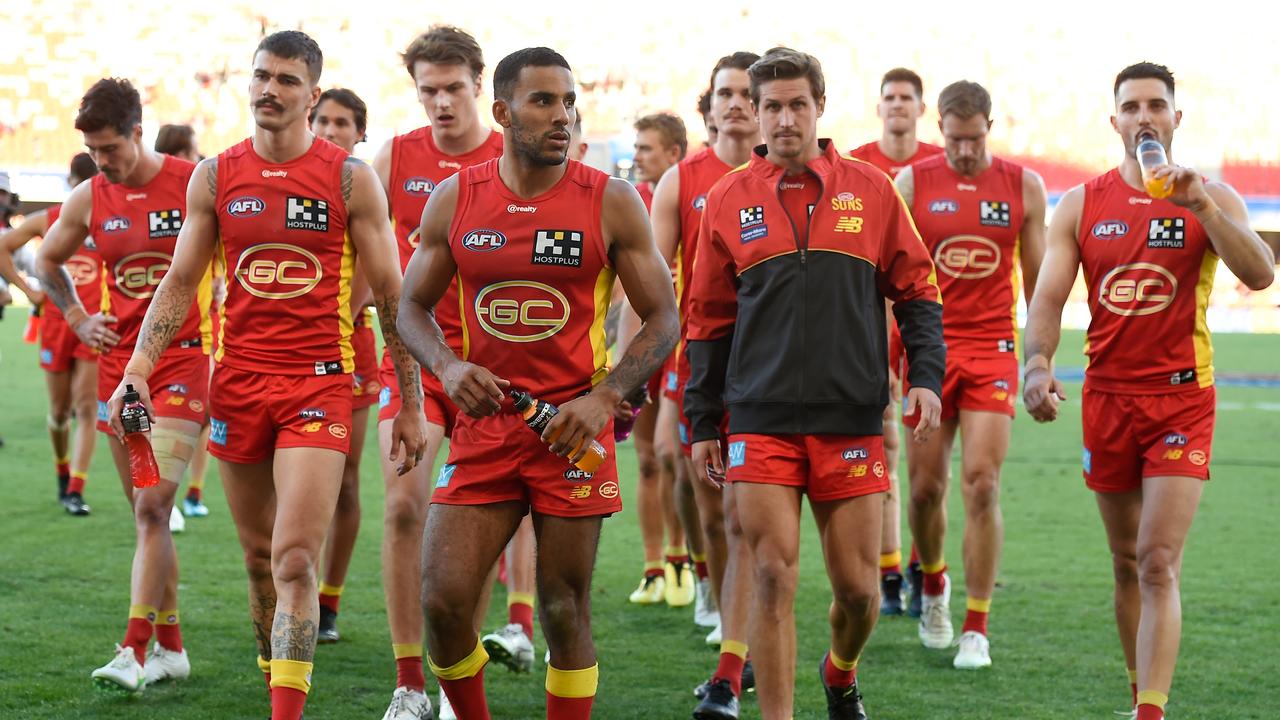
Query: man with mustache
895 80 1047 670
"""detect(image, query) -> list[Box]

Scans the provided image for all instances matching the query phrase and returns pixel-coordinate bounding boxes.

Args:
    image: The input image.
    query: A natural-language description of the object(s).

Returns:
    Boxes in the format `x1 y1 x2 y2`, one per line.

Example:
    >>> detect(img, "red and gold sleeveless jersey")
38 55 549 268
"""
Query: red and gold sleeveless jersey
910 154 1024 357
214 137 355 375
848 140 943 179
675 147 734 330
450 159 615 404
636 181 654 211
43 204 103 320
91 155 209 358
1078 168 1216 393
389 127 503 352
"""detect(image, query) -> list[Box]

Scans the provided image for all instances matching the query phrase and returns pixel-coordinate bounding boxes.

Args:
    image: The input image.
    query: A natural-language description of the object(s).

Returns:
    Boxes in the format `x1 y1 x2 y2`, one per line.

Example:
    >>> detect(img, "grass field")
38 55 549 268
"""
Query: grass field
1 323 1277 719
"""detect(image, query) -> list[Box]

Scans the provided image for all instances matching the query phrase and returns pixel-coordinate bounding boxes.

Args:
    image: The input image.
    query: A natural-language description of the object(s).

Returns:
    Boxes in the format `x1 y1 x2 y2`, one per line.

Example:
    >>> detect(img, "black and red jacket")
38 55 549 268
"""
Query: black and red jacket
684 140 945 442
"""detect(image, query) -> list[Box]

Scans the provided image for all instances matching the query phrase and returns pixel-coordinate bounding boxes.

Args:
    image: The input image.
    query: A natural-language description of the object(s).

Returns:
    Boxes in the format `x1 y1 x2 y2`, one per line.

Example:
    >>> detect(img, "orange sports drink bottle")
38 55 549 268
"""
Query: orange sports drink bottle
120 384 160 488
1137 137 1173 199
510 389 607 474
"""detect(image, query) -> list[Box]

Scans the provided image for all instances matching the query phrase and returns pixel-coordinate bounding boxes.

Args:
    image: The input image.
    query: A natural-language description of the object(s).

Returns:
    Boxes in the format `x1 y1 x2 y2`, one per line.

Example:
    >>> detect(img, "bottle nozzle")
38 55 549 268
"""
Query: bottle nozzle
123 384 140 403
509 390 532 411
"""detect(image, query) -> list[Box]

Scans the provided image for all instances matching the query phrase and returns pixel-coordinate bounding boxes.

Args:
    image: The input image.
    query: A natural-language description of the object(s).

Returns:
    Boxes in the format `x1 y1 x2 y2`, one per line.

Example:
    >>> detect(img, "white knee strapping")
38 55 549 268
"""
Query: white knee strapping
151 424 200 483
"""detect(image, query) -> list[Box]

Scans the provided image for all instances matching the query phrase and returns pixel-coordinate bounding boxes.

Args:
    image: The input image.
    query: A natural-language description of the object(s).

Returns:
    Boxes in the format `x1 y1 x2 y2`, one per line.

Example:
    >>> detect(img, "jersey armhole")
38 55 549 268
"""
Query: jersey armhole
445 170 471 254
592 174 610 268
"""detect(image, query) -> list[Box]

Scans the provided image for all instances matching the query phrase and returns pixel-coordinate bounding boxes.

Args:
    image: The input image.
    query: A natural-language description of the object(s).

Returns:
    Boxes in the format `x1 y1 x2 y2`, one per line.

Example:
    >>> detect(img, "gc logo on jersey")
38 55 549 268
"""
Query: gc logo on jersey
980 200 1011 228
403 177 435 197
148 209 182 238
102 216 131 233
227 196 266 218
532 230 583 267
234 243 323 300
1147 218 1186 249
114 251 173 299
934 235 1001 279
1098 262 1177 317
285 197 329 232
462 229 508 252
66 254 99 287
475 280 570 342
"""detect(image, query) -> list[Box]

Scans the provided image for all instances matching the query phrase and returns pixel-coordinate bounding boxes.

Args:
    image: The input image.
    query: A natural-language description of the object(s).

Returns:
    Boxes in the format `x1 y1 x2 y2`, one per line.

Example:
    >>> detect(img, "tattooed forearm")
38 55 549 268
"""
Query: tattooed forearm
270 611 317 662
205 158 218 197
342 158 357 204
378 295 423 406
36 265 84 318
134 282 196 368
603 316 678 399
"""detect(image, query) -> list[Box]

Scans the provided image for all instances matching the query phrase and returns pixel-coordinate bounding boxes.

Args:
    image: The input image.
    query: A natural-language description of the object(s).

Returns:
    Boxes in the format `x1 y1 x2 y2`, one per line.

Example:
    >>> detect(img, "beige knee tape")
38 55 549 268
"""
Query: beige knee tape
47 414 72 433
151 425 199 483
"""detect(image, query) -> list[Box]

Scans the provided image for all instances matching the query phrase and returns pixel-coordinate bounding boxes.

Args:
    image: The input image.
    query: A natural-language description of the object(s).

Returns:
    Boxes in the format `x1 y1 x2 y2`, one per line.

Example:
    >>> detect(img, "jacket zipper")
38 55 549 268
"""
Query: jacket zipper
777 170 824 426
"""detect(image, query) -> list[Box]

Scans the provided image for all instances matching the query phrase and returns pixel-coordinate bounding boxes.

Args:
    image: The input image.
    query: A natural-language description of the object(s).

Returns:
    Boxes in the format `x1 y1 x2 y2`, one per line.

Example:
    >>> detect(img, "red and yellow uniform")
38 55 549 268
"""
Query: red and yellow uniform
38 203 101 372
434 158 620 517
91 155 210 432
208 137 355 461
378 127 504 432
847 140 943 179
903 154 1025 423
1077 168 1218 491
351 308 381 409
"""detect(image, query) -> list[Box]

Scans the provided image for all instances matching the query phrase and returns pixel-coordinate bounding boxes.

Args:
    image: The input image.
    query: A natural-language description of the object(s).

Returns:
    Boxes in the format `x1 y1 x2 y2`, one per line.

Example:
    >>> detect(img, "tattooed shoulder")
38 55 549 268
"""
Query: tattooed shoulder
342 156 365 205
205 158 219 197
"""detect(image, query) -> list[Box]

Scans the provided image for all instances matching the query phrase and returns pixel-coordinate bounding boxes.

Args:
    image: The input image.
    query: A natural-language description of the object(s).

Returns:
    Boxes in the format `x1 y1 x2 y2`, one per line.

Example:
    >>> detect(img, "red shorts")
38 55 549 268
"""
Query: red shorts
725 433 889 502
207 364 353 463
903 353 1017 426
1081 384 1215 493
350 324 381 411
888 323 905 382
39 312 96 372
377 350 456 434
97 348 208 433
434 410 621 517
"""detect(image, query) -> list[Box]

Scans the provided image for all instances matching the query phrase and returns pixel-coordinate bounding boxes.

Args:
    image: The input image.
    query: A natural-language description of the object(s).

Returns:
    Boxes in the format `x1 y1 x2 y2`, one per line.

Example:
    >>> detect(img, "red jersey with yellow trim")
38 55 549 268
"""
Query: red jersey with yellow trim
675 148 735 331
848 140 943 178
390 127 503 352
637 182 654 210
910 154 1024 357
450 158 615 404
1078 168 1216 393
215 137 354 376
43 204 103 320
91 155 209 357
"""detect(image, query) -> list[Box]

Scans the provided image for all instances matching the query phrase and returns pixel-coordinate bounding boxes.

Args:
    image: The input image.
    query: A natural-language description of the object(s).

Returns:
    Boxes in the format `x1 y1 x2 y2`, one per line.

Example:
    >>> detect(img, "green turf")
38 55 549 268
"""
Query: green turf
0 325 1277 719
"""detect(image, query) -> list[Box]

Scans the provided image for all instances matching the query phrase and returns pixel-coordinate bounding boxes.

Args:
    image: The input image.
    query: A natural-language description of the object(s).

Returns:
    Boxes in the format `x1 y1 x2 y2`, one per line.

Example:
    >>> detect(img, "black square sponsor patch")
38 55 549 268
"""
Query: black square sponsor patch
1147 218 1185 249
148 209 182 238
979 200 1011 228
286 197 329 232
739 206 765 228
532 229 583 267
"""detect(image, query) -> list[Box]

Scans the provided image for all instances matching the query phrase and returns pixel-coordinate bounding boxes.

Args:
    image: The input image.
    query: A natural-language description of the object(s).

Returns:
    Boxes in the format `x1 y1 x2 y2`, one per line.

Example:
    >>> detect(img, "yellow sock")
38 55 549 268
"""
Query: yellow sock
966 597 992 613
257 655 271 674
318 582 344 597
691 552 707 563
921 560 947 575
269 659 313 693
828 649 859 672
879 550 902 569
643 560 663 572
721 640 748 661
546 664 599 698
429 637 489 680
1127 668 1138 684
393 643 423 660
1136 690 1168 709
507 592 535 608
129 604 158 622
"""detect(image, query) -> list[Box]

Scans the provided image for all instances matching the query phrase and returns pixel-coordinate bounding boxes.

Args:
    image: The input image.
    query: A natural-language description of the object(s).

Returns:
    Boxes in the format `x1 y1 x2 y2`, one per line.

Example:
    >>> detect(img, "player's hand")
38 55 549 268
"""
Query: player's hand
543 392 614 464
440 358 510 417
73 312 121 352
1022 367 1067 423
106 373 153 439
388 405 429 476
1150 164 1211 211
691 439 725 489
905 387 942 443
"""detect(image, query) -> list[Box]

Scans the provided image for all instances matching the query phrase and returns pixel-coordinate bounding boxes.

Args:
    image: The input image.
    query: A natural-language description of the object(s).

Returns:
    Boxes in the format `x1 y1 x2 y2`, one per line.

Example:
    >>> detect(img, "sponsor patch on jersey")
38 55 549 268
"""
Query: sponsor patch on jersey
1091 220 1129 240
1147 217 1186 249
300 407 327 419
929 199 960 215
148 209 182 238
727 440 746 468
227 196 266 218
1163 433 1188 446
285 197 329 232
979 200 1011 228
998 339 1016 353
313 360 344 376
436 464 456 488
403 177 436 196
102 216 131 233
167 384 189 394
692 194 707 211
461 229 507 252
739 206 765 229
210 418 228 445
532 229 583 267
565 468 593 481
740 225 768 243
1169 369 1196 386
841 447 868 462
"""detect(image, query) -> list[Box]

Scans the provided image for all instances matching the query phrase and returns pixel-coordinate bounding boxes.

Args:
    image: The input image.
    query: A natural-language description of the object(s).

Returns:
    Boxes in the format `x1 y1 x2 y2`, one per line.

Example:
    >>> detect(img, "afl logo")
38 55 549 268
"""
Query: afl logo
227 196 266 218
933 235 1001 279
102 216 131 233
475 280 570 343
114 251 173 299
929 199 960 215
462 229 507 252
1092 220 1129 240
234 243 323 300
403 177 436 196
1098 262 1177 317
692 194 707 211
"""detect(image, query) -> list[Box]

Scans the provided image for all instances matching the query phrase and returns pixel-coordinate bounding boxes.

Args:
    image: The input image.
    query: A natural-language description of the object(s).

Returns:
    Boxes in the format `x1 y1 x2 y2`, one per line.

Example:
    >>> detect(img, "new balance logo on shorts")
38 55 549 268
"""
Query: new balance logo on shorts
980 200 1011 227
727 441 746 469
210 418 228 446
1147 218 1186 249
148 209 182 238
286 197 329 232
436 464 456 488
532 229 583 267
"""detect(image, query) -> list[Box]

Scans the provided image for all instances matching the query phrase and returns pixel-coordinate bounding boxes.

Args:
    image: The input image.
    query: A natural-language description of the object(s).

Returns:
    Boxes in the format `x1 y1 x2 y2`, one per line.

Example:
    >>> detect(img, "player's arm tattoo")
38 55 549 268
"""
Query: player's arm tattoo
134 282 196 368
270 611 316 662
602 315 678 400
37 265 84 319
378 294 424 407
205 158 218 197
342 157 358 205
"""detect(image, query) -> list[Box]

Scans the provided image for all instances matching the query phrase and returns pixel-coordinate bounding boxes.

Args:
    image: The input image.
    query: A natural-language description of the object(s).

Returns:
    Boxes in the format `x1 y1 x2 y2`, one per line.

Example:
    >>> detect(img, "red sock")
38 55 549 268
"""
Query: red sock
822 653 856 688
665 552 690 566
1136 705 1164 720
439 671 490 719
880 562 902 577
962 609 988 636
694 560 709 580
68 471 87 495
270 686 308 720
1131 683 1138 707
712 651 746 696
122 617 153 665
396 656 425 693
155 620 183 652
644 565 663 579
186 487 202 502
923 566 947 596
318 591 341 614
909 544 920 566
264 672 272 690
509 602 535 641
56 460 70 478
546 693 593 718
